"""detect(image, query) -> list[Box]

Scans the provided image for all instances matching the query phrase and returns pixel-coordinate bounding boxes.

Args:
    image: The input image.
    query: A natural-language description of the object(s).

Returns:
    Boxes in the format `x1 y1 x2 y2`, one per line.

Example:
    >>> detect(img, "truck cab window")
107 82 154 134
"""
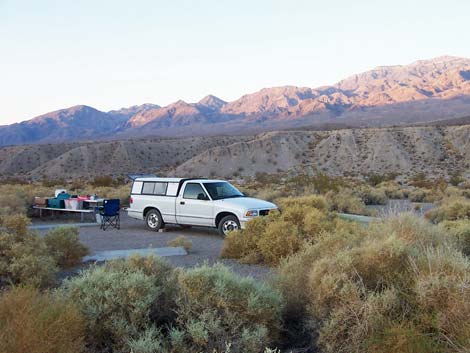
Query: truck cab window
183 183 208 200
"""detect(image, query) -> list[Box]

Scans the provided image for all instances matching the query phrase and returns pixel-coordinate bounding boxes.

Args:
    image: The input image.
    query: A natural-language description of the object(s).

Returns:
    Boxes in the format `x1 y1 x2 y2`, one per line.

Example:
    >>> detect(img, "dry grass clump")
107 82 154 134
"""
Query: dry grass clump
167 235 192 252
44 227 89 268
221 196 337 265
425 197 470 223
0 286 86 353
276 214 470 353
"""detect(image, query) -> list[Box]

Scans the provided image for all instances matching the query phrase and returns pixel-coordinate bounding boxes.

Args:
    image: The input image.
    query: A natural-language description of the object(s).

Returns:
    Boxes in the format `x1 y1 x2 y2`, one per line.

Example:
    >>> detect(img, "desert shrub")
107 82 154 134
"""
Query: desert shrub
276 221 366 319
0 184 55 216
0 213 31 237
326 188 370 215
0 286 86 353
61 255 176 353
167 235 192 252
91 175 114 187
253 187 286 202
277 195 328 211
409 188 441 203
357 186 388 205
276 214 470 353
440 220 470 255
366 172 398 186
44 227 89 268
221 216 269 264
221 197 336 265
409 172 434 189
0 224 57 288
450 173 465 187
425 198 470 223
41 178 66 187
254 172 282 185
311 173 347 194
174 263 283 352
256 219 302 265
377 181 410 199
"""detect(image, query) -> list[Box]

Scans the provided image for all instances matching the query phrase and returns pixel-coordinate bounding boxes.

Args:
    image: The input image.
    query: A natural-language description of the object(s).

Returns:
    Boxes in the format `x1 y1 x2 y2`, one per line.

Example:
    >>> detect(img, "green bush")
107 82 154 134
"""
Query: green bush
0 286 86 353
276 214 470 353
44 227 89 268
174 263 283 352
61 255 176 353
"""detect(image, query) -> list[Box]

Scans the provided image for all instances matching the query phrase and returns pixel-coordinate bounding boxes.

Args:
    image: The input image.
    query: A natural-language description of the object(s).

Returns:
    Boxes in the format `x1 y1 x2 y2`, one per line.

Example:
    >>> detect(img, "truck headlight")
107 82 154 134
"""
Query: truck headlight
245 210 258 217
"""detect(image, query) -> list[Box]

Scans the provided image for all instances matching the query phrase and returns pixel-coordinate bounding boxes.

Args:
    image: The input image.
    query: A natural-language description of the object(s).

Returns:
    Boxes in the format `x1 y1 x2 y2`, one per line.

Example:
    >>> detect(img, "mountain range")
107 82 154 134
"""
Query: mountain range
1 56 470 146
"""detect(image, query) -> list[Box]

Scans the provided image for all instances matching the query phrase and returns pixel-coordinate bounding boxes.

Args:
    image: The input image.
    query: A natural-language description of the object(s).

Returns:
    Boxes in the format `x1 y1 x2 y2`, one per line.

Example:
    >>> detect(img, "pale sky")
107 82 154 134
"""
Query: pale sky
1 0 469 124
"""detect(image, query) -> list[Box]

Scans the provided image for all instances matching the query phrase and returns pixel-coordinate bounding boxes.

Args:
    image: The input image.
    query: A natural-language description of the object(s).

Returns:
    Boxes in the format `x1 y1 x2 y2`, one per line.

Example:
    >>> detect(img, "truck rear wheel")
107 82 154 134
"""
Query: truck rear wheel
218 215 240 237
146 209 163 231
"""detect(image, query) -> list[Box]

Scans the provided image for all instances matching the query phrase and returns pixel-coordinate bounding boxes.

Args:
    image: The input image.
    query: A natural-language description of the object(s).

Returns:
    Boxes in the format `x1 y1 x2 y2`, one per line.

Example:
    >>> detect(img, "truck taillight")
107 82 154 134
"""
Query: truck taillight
130 196 133 204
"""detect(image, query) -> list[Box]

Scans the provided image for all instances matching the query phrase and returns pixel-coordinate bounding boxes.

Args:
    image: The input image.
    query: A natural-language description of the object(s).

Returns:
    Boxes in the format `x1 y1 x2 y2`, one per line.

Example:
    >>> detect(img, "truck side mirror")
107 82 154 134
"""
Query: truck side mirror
197 193 208 200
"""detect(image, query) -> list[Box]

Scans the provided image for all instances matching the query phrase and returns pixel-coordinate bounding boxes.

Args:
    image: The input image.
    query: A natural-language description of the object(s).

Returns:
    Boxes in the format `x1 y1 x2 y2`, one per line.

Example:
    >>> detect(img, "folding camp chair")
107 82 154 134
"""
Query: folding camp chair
99 199 120 230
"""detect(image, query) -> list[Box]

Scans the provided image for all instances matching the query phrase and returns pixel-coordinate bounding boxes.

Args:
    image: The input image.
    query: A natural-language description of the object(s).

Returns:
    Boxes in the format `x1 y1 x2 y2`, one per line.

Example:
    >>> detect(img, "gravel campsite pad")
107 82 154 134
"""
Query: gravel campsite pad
38 213 272 281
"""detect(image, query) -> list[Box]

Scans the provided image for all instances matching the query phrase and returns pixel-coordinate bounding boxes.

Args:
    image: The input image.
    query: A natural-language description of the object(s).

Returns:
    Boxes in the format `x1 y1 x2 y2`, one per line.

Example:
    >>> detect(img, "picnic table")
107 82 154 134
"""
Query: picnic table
32 199 105 223
33 206 95 222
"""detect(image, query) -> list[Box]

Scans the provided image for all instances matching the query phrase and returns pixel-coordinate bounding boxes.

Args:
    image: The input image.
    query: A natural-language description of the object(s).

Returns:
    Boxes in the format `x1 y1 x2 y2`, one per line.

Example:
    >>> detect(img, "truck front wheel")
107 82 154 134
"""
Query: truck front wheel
146 209 163 231
218 215 240 237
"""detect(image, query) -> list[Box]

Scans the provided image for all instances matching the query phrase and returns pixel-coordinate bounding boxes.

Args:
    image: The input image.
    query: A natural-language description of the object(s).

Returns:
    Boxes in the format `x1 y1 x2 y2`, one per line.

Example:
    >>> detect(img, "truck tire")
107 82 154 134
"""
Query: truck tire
146 209 163 231
218 215 240 237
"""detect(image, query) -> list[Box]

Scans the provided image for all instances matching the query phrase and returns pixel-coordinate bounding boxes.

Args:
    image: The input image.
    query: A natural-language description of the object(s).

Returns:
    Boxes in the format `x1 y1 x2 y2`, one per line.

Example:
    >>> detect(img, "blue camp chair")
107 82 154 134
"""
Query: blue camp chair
99 199 120 230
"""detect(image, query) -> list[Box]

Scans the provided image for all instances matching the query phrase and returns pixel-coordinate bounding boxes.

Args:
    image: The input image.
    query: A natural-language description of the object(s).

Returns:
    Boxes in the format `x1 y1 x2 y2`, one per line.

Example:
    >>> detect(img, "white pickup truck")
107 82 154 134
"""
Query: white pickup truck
127 177 278 236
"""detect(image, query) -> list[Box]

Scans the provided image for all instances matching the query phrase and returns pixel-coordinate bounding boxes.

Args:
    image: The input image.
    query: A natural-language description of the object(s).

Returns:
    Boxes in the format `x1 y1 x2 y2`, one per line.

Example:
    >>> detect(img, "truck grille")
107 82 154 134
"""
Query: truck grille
259 209 270 216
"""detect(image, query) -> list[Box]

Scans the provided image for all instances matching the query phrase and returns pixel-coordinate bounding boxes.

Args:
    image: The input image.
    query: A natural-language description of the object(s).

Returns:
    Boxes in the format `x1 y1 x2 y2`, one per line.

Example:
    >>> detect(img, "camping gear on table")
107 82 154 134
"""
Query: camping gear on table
48 192 71 209
99 199 120 231
54 189 67 197
64 198 81 210
33 197 48 207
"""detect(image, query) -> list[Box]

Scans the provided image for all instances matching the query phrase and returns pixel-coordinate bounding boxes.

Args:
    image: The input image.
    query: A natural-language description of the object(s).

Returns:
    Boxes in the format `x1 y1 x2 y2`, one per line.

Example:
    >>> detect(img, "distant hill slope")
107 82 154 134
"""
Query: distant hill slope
1 56 470 146
1 125 469 180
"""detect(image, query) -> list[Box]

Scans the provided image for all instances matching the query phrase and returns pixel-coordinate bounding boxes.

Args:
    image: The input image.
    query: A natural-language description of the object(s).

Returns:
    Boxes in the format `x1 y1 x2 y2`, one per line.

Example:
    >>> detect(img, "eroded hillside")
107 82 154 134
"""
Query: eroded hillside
1 125 469 180
174 125 470 179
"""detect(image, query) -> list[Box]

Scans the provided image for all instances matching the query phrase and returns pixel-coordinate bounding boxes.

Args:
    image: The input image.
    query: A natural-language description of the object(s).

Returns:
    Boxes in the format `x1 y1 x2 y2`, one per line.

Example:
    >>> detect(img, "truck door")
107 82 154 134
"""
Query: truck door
176 182 213 226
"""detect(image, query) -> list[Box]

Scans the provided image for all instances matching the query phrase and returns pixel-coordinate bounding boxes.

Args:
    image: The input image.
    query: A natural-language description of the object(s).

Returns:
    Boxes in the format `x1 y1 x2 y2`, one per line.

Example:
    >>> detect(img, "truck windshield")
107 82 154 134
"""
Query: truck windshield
203 182 244 200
